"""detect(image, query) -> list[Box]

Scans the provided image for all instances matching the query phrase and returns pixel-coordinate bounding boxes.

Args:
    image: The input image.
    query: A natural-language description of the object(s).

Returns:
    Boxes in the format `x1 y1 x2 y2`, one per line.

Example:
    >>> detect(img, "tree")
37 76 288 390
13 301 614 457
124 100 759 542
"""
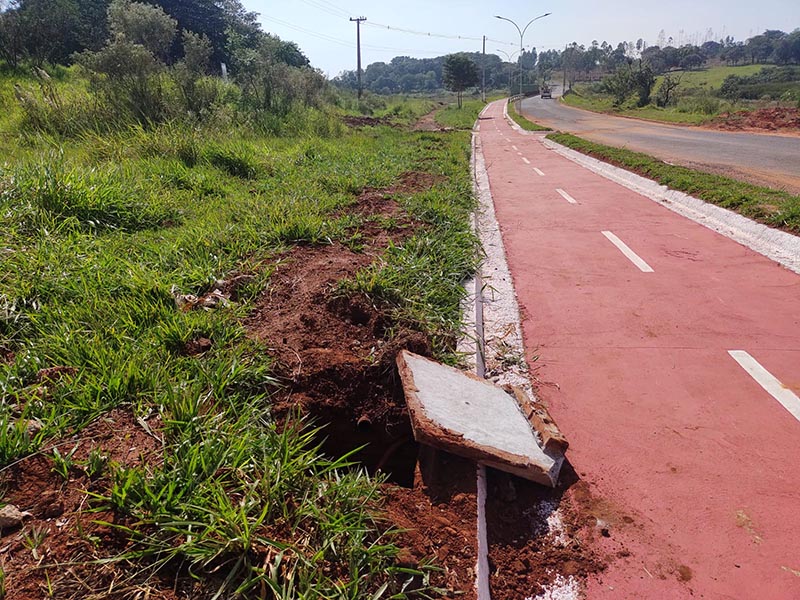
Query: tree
655 72 682 106
680 53 704 70
0 1 24 69
109 0 177 60
443 53 477 107
17 0 82 66
632 61 656 106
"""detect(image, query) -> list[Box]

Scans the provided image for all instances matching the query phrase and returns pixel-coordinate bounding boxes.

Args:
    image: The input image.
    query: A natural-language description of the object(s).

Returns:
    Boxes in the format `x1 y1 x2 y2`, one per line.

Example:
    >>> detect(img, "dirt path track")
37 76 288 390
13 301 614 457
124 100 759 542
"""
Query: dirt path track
480 99 800 598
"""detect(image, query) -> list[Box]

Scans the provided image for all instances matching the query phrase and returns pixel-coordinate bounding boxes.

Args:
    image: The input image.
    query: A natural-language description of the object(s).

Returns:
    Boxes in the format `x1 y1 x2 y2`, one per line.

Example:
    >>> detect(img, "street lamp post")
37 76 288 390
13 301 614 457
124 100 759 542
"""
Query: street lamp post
496 48 526 96
495 13 551 97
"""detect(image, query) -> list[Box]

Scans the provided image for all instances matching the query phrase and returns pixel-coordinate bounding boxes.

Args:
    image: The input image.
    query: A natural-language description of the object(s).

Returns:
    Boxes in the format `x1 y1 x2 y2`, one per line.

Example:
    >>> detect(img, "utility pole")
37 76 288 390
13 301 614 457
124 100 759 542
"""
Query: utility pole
481 35 486 102
350 16 367 99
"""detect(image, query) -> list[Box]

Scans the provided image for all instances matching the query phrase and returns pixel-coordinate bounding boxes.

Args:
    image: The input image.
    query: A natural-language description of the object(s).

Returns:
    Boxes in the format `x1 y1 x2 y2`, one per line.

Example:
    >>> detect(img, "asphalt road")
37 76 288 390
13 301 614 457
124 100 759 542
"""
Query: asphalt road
518 88 800 194
480 99 800 598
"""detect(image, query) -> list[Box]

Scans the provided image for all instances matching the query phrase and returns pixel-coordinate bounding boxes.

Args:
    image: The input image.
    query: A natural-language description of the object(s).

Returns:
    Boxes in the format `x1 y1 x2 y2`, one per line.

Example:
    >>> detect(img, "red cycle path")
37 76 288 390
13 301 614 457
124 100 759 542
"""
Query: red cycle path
479 100 800 599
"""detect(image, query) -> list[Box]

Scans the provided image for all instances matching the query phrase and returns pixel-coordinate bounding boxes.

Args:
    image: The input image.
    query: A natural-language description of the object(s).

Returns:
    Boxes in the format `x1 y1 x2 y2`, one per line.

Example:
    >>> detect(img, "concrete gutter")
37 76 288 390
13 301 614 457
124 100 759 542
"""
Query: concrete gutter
503 98 549 137
543 137 800 275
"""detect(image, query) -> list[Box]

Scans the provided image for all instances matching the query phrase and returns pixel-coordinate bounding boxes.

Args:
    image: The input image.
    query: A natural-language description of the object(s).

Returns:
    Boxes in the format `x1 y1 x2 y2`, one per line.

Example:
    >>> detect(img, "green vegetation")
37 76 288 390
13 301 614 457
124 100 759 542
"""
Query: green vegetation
435 98 487 129
508 99 552 131
719 66 800 101
0 2 483 597
547 132 800 232
442 53 479 108
561 64 800 124
0 69 479 595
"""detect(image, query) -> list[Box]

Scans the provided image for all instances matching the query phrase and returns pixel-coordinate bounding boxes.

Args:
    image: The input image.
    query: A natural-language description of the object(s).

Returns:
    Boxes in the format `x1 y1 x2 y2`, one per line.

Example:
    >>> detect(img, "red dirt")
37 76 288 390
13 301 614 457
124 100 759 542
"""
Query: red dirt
0 344 14 365
0 409 178 599
486 468 607 599
385 450 478 599
342 115 399 128
413 107 453 132
711 106 800 132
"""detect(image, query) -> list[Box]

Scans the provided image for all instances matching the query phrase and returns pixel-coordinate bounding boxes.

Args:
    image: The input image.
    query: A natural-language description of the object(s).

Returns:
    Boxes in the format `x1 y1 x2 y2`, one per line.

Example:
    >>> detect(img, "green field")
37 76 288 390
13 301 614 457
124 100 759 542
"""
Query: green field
561 64 782 125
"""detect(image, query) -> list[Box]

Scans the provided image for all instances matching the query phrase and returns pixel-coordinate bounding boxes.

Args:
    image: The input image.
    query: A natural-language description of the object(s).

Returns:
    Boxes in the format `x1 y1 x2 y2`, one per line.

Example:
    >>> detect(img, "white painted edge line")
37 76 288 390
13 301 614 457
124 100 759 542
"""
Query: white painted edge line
556 188 577 204
522 157 531 164
503 98 543 136
468 99 574 599
533 167 545 177
476 464 491 599
543 137 800 275
469 101 493 600
602 230 655 272
512 145 519 151
728 351 800 423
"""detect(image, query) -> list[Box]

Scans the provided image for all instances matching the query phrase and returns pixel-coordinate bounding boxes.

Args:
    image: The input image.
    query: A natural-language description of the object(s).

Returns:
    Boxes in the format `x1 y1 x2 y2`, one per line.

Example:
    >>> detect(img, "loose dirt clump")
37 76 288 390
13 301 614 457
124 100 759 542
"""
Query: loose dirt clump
711 107 800 133
0 344 15 365
342 115 399 128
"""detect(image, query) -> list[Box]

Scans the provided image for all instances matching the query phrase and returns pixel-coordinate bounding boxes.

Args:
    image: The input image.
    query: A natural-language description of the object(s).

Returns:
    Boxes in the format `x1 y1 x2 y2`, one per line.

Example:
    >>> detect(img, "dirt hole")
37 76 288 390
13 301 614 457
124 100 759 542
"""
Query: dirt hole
246 185 435 486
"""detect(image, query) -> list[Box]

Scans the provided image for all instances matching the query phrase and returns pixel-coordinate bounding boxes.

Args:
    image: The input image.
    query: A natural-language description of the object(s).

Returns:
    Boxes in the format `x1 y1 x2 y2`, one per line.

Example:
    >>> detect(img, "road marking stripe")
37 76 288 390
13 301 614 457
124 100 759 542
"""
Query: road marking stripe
729 351 800 423
533 167 545 176
601 231 654 272
522 157 530 164
512 145 519 151
556 188 577 204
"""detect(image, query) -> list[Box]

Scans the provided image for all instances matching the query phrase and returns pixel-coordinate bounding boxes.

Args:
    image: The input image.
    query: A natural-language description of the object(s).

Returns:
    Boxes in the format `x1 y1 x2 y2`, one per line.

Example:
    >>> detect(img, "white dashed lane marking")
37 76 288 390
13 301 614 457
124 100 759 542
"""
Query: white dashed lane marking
601 231 654 273
556 188 577 204
729 351 800 423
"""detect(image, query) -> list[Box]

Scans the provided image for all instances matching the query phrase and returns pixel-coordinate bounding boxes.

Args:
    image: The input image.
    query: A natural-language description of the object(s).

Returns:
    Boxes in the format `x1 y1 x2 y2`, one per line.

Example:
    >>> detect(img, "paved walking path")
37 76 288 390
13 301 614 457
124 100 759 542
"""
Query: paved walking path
479 99 800 599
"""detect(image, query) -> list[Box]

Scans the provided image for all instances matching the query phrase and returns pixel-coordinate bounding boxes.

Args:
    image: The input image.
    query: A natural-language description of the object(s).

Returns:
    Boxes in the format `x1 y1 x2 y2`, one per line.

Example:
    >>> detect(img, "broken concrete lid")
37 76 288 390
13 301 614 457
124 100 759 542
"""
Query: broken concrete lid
396 351 564 487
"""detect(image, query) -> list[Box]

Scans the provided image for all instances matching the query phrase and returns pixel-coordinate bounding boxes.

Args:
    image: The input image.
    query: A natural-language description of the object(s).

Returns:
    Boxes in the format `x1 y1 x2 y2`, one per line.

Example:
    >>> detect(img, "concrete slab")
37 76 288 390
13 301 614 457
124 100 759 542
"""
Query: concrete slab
396 351 563 487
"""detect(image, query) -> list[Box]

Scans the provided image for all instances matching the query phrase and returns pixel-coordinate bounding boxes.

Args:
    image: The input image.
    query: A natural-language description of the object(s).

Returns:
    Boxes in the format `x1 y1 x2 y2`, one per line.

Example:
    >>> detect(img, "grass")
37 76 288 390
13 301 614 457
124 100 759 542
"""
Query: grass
0 71 478 597
547 132 800 233
435 98 487 129
672 64 764 89
507 99 552 131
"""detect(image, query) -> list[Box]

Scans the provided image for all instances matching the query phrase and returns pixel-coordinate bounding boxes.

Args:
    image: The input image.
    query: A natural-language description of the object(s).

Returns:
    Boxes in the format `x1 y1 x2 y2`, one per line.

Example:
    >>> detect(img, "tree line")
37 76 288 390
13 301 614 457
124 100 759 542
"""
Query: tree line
1 0 335 135
334 29 800 96
0 0 308 72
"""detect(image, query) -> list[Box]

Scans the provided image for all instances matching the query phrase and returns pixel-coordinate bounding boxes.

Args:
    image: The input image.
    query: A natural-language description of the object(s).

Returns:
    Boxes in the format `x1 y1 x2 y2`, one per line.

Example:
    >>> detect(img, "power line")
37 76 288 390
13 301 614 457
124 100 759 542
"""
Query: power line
289 2 518 47
365 21 517 47
261 15 355 48
296 0 351 20
261 15 460 56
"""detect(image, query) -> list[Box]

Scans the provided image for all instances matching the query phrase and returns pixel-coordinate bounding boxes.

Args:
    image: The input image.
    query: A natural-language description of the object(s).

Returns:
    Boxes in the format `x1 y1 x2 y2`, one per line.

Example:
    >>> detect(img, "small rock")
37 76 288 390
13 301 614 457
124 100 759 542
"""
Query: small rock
24 418 44 436
0 504 28 530
43 502 64 519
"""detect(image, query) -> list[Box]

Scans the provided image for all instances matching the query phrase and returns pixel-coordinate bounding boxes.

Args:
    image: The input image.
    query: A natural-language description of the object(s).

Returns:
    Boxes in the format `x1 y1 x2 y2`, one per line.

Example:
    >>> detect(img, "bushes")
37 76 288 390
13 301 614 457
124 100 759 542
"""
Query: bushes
719 67 800 100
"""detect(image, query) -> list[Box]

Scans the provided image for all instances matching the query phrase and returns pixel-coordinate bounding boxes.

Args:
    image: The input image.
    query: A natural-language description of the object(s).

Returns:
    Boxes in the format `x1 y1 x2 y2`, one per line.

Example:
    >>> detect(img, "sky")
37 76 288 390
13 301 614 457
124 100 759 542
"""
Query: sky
246 0 800 77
